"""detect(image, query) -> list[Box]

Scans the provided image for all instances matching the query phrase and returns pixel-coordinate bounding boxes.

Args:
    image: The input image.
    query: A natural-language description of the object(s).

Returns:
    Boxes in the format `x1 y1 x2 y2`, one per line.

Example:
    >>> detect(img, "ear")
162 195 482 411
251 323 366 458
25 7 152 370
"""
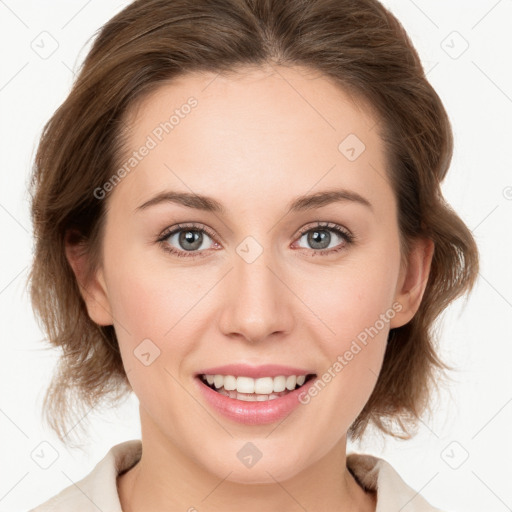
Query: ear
64 230 113 326
390 237 435 329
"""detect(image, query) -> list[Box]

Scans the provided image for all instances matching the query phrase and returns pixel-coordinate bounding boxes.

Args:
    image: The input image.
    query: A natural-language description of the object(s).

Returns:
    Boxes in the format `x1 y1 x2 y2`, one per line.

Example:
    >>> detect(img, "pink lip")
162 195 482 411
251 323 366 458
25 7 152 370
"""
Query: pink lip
195 374 318 425
195 363 314 379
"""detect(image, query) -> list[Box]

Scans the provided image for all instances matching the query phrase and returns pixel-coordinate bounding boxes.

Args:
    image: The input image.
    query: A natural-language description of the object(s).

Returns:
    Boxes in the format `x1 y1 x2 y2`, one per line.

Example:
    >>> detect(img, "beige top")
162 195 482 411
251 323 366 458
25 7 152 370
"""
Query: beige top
29 439 446 511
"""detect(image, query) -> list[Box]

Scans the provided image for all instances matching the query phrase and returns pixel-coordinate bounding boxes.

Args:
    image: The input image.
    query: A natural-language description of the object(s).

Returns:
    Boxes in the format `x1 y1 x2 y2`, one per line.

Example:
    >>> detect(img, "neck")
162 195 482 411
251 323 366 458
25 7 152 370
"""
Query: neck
117 410 376 512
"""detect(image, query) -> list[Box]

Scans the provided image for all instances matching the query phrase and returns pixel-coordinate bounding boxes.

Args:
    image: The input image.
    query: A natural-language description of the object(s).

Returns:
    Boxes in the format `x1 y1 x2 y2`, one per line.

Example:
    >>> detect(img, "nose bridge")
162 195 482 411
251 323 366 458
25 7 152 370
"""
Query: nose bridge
236 240 276 297
219 235 293 342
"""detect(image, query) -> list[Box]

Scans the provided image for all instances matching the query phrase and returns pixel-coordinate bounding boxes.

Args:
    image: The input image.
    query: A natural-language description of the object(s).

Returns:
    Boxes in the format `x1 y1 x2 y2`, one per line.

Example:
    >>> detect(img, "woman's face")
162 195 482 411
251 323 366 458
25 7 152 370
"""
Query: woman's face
82 65 429 483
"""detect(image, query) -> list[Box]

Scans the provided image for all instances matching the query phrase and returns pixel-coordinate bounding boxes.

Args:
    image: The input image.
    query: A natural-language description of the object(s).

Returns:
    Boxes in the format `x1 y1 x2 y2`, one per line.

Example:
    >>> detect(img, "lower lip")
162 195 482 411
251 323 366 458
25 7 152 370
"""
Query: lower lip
195 376 317 425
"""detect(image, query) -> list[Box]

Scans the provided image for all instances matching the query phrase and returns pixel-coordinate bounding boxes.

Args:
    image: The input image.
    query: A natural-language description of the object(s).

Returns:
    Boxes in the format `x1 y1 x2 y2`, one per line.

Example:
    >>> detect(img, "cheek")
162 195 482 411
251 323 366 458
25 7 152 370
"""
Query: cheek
312 270 392 391
298 277 394 446
104 250 204 341
304 255 400 352
103 259 199 415
296 242 401 411
102 246 220 399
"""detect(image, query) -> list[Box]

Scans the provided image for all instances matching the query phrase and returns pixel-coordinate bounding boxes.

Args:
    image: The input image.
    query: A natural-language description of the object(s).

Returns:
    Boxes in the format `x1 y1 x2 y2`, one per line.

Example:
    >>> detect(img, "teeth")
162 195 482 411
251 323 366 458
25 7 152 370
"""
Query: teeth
223 375 237 391
213 375 223 389
216 388 288 401
202 374 310 394
273 376 286 392
286 375 297 390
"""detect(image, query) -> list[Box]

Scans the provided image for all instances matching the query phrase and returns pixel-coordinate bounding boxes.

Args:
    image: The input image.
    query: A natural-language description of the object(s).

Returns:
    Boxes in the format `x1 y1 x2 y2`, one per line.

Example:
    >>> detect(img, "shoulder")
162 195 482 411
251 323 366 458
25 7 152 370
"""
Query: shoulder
346 452 449 512
28 439 142 512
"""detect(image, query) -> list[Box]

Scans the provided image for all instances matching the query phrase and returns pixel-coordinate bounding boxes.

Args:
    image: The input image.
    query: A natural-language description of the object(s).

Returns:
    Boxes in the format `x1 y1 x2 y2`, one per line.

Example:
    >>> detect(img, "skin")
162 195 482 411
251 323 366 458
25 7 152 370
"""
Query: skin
66 64 434 512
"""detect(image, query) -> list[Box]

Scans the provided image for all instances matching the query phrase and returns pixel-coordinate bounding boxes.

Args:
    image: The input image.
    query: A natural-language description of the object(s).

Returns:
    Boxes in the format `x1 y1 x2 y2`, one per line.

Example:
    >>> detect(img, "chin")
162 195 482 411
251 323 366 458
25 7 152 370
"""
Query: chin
198 443 311 485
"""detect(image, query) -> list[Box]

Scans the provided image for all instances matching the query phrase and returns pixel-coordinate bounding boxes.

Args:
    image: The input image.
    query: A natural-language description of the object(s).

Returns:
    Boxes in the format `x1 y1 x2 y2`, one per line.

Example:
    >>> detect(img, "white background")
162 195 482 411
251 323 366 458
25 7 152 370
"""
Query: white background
0 1 511 511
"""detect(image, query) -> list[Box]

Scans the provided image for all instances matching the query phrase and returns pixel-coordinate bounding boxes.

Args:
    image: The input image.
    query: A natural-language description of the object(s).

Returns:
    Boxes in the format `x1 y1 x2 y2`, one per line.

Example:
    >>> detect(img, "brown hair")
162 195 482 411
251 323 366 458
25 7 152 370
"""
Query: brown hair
28 0 479 446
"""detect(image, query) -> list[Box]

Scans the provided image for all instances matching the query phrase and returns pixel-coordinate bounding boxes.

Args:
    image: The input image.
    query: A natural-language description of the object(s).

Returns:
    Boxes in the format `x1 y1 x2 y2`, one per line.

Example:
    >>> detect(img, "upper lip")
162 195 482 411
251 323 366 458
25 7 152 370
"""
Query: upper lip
196 364 315 379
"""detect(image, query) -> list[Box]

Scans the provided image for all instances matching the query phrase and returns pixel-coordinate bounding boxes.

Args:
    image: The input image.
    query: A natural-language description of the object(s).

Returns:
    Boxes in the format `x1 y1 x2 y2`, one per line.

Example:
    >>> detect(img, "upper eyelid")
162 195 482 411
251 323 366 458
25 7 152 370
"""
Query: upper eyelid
296 222 352 237
159 222 215 239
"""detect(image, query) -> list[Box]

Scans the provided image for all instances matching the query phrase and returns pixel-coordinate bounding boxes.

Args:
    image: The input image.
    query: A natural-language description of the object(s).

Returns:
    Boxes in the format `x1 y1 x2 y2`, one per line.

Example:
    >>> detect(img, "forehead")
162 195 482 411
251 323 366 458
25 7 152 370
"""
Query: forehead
113 65 392 215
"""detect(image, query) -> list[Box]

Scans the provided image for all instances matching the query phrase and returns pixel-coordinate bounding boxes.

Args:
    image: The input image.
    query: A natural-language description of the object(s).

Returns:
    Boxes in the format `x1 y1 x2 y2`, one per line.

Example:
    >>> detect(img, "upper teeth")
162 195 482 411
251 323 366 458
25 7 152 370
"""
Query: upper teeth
203 374 307 394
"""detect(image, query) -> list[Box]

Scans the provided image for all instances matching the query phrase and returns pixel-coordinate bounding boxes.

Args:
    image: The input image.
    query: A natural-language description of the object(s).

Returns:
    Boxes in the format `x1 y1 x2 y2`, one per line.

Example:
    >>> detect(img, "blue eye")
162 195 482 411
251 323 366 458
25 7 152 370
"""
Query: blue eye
157 221 354 259
157 223 217 258
294 222 354 256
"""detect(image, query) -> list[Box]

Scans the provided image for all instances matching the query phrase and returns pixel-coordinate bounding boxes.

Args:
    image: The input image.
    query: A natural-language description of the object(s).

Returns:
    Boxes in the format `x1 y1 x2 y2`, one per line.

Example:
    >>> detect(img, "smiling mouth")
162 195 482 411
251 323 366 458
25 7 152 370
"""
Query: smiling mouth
199 373 317 402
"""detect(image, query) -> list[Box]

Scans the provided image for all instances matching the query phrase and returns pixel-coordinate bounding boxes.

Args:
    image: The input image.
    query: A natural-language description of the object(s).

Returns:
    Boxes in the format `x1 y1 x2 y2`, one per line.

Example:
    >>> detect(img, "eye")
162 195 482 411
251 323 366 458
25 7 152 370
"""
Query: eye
293 222 354 256
157 223 219 258
156 221 354 259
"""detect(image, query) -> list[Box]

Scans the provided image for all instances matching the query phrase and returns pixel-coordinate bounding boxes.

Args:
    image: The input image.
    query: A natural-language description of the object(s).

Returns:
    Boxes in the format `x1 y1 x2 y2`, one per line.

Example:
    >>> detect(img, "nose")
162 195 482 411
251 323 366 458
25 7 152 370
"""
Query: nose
218 244 295 344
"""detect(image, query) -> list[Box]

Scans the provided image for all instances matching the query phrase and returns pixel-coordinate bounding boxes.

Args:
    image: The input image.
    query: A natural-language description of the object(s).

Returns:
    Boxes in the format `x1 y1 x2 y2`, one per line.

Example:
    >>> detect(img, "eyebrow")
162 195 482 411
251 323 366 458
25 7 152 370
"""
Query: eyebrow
135 188 373 214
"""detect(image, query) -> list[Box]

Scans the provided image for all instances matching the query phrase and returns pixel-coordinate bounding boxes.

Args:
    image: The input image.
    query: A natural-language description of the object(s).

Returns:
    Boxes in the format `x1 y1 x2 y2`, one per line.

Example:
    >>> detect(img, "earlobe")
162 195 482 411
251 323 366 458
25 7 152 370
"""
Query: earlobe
390 237 435 329
64 231 113 326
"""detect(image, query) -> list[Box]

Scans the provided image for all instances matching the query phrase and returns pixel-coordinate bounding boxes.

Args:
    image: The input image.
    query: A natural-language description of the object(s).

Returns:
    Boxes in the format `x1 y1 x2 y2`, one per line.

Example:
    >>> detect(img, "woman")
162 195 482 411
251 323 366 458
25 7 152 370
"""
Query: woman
28 0 478 510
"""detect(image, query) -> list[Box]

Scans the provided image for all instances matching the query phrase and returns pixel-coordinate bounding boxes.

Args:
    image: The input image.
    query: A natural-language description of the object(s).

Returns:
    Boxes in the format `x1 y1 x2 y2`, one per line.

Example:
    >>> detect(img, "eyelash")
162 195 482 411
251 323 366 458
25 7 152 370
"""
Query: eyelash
156 221 355 259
